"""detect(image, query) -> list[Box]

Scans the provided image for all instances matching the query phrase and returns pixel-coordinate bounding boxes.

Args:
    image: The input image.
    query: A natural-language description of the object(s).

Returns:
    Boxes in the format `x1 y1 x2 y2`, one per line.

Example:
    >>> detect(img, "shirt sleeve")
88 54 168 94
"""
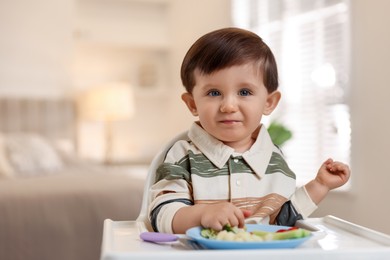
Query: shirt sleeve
290 185 318 218
148 141 194 233
148 166 193 233
150 202 190 234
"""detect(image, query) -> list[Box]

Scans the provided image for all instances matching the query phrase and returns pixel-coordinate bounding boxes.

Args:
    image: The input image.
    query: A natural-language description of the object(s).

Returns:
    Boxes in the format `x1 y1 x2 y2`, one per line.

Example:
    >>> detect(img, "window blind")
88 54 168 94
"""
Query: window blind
232 0 351 187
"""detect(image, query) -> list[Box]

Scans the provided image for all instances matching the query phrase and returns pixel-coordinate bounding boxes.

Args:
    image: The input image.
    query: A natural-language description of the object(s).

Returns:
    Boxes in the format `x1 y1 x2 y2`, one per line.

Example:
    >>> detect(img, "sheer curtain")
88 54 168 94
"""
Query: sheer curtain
232 0 351 187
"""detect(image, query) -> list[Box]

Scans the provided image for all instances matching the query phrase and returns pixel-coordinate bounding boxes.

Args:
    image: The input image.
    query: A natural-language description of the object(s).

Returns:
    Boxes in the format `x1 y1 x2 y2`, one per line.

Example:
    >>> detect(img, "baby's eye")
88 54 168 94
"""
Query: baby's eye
239 89 252 96
207 90 221 96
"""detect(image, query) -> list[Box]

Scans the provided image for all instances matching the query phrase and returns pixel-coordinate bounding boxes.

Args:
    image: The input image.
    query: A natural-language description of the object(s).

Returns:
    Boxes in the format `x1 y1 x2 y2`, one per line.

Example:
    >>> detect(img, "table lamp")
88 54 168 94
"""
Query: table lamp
79 82 135 164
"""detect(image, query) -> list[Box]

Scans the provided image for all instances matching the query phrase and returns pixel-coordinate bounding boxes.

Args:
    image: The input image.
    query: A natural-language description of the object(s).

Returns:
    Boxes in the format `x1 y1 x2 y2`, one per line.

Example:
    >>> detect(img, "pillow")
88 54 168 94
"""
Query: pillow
0 134 14 177
0 132 64 178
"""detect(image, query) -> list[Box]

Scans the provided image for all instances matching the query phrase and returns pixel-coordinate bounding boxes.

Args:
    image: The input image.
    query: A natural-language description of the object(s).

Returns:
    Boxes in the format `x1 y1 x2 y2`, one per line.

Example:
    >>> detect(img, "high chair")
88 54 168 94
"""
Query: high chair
136 131 189 232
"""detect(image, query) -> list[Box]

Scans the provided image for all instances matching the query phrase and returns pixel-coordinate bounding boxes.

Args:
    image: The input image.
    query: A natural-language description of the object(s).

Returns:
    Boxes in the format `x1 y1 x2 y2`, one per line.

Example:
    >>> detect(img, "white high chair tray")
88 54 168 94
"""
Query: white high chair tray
100 215 390 260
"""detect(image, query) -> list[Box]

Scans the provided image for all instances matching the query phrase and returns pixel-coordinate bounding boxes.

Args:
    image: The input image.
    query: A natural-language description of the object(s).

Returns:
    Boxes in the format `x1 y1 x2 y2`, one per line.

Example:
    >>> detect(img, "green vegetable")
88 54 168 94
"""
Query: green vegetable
200 225 311 241
200 228 218 239
252 228 311 240
223 224 234 232
272 228 311 240
222 224 241 233
200 224 240 239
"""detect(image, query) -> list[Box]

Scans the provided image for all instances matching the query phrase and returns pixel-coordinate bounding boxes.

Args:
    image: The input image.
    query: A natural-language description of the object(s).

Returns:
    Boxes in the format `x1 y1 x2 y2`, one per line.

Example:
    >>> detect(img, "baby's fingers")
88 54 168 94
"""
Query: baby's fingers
330 162 351 182
329 162 350 173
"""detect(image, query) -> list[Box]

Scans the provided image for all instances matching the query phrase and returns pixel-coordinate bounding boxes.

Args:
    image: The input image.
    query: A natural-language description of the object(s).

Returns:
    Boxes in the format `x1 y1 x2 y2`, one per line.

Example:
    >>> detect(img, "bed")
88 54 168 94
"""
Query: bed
0 97 147 260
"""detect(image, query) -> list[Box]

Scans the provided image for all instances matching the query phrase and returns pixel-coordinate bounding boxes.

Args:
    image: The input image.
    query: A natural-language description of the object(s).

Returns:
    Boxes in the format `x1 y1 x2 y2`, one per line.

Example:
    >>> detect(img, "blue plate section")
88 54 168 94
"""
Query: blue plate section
185 224 312 250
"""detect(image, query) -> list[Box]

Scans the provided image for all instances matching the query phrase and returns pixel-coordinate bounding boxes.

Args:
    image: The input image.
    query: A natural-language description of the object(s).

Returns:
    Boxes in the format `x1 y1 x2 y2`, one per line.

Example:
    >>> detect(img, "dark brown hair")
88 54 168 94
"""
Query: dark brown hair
180 27 278 93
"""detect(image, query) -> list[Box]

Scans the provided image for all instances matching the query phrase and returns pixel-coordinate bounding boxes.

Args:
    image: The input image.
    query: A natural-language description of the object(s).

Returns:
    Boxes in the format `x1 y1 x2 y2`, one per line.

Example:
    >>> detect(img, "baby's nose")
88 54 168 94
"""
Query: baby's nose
220 96 238 113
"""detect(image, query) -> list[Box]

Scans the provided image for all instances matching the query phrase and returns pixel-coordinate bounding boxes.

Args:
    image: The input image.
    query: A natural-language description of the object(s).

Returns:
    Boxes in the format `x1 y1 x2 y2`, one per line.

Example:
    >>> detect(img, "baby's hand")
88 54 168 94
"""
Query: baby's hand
316 158 351 190
199 202 251 231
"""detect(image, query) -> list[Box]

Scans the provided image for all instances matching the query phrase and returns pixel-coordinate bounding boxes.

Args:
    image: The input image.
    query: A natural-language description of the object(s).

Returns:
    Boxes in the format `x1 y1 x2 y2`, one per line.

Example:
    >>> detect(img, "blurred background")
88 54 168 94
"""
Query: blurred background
0 0 389 236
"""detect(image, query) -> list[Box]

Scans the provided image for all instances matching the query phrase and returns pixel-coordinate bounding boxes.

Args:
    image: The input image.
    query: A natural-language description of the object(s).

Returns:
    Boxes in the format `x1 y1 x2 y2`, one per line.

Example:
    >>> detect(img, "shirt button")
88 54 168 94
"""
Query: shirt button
236 180 241 186
234 158 239 163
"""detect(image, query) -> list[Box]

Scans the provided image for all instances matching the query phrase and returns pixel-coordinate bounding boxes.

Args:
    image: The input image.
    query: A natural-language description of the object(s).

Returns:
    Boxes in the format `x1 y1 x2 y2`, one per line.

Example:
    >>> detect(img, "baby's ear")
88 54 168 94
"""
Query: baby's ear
263 91 281 115
181 92 198 116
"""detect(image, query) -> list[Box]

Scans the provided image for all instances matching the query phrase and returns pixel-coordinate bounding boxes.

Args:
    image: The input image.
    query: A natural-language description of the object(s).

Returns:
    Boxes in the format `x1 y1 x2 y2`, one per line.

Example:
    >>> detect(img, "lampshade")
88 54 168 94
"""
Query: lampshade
79 82 135 121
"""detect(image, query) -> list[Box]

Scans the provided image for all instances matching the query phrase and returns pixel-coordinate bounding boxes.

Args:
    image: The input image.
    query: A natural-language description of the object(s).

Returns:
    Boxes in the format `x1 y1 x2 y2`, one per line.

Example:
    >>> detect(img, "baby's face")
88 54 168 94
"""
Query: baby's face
183 62 278 152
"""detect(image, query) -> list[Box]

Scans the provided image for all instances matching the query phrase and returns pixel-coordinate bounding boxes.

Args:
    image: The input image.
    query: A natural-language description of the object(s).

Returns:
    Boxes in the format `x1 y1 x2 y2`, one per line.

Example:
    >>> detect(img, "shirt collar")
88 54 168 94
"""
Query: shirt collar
188 122 274 178
188 122 234 168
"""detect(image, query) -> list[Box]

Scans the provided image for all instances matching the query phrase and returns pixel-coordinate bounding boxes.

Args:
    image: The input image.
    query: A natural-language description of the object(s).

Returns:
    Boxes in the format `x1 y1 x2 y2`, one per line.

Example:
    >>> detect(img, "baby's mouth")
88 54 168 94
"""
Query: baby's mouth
219 119 241 124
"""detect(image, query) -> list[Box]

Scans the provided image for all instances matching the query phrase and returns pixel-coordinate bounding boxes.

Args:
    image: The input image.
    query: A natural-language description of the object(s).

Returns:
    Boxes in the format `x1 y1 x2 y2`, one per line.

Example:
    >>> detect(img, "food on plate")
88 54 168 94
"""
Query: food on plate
200 225 311 242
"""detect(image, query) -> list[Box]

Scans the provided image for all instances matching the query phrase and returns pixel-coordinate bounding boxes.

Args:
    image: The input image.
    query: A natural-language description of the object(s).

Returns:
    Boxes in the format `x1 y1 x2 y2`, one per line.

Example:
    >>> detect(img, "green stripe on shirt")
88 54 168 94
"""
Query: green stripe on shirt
156 150 295 183
266 152 296 179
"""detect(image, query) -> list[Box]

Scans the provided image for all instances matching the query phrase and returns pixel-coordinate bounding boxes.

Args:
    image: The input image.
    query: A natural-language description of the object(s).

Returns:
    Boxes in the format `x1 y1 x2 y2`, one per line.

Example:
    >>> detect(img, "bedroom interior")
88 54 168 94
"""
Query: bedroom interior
1 0 390 260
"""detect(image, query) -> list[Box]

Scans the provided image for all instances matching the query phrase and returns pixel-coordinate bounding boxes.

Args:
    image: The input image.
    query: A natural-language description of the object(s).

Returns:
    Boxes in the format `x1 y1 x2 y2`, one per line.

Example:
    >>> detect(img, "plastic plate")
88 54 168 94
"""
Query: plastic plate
185 224 312 250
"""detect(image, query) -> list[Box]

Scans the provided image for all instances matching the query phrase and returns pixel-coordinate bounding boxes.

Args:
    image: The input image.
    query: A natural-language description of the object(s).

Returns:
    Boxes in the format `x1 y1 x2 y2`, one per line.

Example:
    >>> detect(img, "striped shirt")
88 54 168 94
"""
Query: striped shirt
149 122 317 233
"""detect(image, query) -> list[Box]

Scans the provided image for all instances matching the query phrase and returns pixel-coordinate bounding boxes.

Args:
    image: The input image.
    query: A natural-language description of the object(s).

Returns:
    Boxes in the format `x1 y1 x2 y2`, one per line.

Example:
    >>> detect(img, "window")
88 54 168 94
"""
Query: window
232 0 351 187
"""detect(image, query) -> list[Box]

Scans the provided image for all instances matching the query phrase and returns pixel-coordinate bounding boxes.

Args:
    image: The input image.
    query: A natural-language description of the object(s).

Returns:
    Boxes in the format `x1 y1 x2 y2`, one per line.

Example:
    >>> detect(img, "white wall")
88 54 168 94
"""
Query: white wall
0 0 74 97
1 0 390 234
74 0 232 162
122 0 232 162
